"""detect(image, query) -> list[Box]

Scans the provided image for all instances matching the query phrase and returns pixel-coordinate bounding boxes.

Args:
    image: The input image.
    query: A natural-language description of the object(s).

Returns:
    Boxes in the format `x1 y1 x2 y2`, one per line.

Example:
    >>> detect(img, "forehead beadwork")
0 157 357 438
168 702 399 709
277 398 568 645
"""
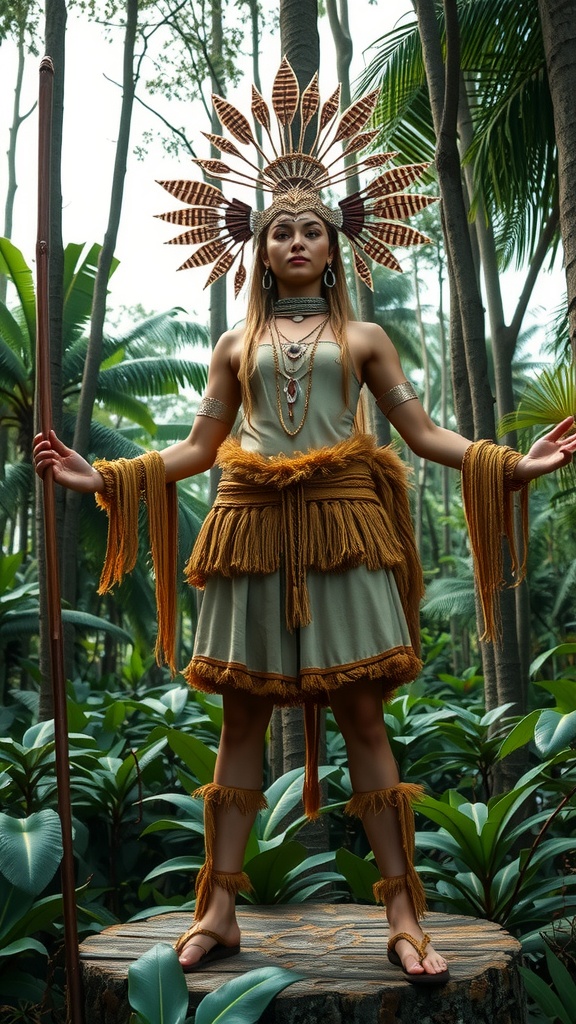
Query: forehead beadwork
156 57 436 296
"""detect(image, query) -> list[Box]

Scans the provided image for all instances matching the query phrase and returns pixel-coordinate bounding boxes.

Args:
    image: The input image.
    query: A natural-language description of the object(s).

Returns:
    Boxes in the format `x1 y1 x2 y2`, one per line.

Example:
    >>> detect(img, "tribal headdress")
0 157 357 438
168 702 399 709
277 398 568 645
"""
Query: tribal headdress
156 58 436 296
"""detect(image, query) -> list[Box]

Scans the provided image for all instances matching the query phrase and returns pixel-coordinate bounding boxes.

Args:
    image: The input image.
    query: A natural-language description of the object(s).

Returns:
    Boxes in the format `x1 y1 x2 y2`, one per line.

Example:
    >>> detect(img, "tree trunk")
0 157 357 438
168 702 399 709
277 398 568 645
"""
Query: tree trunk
247 0 264 213
325 0 391 445
414 0 532 752
414 0 493 439
37 0 67 720
62 0 139 633
538 0 576 362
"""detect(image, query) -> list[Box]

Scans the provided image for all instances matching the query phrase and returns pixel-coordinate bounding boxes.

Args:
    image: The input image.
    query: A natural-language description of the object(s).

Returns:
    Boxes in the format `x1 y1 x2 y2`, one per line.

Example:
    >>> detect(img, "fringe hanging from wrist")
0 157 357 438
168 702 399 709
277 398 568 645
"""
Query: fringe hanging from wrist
192 783 268 920
94 451 178 673
345 783 427 920
461 440 529 643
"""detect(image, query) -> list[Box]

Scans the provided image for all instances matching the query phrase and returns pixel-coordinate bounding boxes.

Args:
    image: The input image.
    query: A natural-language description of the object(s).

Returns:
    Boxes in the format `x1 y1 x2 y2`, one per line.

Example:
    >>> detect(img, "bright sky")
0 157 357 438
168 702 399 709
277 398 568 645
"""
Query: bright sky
0 1 567 339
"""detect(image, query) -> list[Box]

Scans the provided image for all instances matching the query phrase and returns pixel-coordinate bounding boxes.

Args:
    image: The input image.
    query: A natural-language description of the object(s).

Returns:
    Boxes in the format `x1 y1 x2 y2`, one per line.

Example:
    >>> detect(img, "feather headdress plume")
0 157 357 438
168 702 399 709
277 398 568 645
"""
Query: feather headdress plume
157 58 436 295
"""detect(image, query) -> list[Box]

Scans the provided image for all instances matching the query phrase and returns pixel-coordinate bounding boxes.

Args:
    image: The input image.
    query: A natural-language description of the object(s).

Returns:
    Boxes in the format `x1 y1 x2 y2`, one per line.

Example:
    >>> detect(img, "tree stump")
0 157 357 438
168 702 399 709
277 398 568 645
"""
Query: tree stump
80 905 526 1024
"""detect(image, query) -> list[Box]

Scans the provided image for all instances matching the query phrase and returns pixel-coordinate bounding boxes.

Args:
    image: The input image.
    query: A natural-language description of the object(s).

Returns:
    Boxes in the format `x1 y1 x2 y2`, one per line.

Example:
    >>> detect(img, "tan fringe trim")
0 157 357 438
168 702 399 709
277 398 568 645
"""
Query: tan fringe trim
194 867 252 922
185 434 424 643
185 646 422 706
373 874 406 903
345 783 427 920
461 440 529 642
94 451 178 673
192 783 267 920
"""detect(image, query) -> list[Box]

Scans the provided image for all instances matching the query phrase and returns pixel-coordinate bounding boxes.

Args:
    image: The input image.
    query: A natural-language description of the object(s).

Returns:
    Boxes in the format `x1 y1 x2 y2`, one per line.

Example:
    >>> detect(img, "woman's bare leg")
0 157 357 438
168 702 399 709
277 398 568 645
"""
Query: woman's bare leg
331 680 448 977
177 688 274 968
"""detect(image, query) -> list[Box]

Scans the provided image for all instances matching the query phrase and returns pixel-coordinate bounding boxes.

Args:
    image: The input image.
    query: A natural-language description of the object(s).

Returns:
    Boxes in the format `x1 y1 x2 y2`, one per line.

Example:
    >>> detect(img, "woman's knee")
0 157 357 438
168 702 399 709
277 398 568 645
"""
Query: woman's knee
220 690 273 749
332 689 389 750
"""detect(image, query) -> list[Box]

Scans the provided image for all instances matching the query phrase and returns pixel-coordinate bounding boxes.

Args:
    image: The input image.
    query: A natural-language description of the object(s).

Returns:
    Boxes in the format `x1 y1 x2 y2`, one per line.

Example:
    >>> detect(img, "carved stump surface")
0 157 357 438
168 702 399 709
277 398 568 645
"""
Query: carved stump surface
80 905 526 1024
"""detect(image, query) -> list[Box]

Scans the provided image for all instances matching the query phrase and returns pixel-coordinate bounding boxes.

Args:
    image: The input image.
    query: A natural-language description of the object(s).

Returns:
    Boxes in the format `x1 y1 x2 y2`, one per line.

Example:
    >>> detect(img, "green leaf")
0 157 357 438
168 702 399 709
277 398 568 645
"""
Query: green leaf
244 842 307 904
0 810 63 895
194 966 303 1024
498 709 541 759
167 730 216 785
534 709 576 757
534 678 576 714
0 936 48 958
518 966 572 1024
545 945 576 1011
530 643 576 678
142 856 203 884
335 848 380 903
127 942 189 1024
415 795 486 875
0 238 35 345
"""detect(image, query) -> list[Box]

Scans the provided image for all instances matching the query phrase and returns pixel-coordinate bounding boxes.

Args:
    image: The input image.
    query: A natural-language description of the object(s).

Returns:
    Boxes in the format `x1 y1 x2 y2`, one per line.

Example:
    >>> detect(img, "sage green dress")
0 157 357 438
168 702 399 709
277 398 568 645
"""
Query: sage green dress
186 341 421 705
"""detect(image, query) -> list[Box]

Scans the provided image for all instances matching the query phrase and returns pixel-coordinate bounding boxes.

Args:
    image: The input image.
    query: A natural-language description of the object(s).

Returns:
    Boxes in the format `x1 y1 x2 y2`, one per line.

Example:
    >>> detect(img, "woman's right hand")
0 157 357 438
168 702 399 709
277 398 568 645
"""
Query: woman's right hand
33 430 104 494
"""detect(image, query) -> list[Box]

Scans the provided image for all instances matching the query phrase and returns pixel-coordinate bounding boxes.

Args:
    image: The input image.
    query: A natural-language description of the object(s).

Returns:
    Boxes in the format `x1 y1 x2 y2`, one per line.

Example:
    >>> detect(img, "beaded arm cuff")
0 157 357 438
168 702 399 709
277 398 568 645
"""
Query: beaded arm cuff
197 396 235 425
376 381 418 418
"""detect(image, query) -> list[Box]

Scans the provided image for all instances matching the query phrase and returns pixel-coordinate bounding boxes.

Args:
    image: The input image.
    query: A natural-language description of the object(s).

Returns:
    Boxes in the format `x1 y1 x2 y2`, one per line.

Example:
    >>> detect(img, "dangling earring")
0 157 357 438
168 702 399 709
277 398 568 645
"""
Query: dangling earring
262 266 273 290
324 261 336 288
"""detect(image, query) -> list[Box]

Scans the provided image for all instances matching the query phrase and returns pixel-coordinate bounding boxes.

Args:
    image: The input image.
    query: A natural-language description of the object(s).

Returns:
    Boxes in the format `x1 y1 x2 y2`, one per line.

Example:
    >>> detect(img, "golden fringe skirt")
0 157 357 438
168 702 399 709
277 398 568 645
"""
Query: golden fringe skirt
184 434 424 707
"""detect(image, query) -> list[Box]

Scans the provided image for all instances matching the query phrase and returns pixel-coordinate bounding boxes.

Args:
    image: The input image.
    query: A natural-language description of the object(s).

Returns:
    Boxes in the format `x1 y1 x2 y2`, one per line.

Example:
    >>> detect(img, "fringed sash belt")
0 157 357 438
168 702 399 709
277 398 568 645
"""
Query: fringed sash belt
186 433 425 640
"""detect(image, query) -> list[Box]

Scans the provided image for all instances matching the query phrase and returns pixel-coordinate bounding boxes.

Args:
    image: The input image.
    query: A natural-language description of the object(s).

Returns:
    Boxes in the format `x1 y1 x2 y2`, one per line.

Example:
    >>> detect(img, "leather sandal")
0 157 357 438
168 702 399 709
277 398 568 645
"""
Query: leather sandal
174 925 240 973
387 931 450 986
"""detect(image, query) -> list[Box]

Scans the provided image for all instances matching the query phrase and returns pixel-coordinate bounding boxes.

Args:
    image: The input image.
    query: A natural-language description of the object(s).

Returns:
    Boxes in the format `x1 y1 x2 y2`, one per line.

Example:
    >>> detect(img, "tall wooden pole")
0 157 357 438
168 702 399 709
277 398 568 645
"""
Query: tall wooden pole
36 55 84 1024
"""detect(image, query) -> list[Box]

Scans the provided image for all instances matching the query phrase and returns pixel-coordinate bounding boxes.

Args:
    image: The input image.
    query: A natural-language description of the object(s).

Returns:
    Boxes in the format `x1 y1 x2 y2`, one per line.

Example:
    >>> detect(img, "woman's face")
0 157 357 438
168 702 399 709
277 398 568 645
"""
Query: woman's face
263 211 333 296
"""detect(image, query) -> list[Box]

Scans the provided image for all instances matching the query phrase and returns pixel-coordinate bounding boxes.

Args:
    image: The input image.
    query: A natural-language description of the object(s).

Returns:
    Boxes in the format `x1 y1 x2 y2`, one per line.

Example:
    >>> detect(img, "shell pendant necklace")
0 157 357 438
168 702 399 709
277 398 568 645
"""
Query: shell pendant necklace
269 314 329 436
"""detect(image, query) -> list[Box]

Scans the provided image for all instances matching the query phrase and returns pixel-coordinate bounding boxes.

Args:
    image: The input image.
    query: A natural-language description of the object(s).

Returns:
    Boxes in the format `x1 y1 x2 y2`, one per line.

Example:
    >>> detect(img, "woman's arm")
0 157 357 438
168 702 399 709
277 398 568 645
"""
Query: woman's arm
33 329 242 491
358 322 576 480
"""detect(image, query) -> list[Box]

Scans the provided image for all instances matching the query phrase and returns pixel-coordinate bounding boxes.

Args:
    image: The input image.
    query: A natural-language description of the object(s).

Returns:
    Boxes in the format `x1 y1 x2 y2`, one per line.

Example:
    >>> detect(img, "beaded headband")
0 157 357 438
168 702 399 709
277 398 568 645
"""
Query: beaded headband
157 58 436 296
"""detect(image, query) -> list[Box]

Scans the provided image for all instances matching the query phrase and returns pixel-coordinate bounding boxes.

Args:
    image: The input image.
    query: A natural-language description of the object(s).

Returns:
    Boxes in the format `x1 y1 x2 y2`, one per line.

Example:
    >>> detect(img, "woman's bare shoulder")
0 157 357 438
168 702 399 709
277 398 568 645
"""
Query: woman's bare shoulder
346 319 397 355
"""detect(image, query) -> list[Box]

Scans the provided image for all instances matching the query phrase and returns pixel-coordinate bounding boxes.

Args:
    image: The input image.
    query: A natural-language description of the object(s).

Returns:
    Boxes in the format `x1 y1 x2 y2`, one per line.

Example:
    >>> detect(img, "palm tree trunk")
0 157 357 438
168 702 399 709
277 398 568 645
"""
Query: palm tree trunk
414 0 493 438
63 0 138 630
325 0 391 444
538 0 576 362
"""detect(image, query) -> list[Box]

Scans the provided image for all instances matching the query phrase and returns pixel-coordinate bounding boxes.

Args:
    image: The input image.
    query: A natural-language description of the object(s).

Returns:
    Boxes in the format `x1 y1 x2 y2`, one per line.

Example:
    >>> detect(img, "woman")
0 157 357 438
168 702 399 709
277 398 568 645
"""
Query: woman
34 64 576 985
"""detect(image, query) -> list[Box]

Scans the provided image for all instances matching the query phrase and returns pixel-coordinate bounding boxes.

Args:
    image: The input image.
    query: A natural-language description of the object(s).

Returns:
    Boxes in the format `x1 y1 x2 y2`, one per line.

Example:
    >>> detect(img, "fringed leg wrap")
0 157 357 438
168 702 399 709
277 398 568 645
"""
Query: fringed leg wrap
193 783 267 920
345 782 427 920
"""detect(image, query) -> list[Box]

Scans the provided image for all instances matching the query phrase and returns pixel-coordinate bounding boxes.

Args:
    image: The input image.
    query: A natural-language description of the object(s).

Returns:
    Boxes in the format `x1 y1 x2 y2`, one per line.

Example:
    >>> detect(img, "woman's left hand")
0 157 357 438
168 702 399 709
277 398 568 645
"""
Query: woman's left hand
516 416 576 482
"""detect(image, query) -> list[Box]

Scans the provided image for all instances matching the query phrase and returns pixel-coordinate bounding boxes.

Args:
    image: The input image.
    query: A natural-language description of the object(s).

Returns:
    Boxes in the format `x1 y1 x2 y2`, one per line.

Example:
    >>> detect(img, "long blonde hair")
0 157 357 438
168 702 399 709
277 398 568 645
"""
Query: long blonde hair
238 222 356 423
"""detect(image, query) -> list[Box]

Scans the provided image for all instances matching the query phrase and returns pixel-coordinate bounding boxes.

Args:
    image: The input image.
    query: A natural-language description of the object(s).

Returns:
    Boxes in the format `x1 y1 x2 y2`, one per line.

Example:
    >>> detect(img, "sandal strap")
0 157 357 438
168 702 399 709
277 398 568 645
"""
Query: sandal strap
174 925 231 955
387 931 431 962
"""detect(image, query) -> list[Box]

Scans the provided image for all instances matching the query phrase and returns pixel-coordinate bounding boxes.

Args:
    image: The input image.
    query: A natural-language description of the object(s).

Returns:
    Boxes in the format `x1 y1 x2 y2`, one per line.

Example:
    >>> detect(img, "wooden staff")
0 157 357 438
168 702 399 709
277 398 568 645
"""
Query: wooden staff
36 55 84 1024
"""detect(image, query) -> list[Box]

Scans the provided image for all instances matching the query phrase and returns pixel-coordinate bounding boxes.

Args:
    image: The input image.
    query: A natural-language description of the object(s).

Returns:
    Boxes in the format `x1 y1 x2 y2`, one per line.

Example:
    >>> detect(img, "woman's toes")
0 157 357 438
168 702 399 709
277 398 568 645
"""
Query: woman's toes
422 952 447 974
405 957 425 974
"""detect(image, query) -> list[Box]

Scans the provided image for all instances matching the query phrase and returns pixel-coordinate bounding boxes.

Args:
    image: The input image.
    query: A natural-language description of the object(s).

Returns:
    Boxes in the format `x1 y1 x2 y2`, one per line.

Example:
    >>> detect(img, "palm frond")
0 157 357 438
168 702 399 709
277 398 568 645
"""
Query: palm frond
97 357 208 399
0 462 32 518
360 0 556 269
106 310 210 357
498 364 576 434
62 243 111 341
422 575 476 622
94 391 157 435
0 334 29 389
0 303 28 362
0 238 35 346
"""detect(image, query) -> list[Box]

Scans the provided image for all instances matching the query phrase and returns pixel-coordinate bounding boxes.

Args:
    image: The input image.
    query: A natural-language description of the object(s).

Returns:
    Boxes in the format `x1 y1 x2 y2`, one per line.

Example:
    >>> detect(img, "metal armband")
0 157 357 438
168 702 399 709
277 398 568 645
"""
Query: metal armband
196 396 235 425
376 381 418 418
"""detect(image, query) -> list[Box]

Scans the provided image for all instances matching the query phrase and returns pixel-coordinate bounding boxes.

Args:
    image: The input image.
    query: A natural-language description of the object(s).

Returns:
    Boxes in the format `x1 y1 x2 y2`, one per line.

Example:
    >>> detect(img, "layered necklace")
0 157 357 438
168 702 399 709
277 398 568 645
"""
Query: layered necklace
269 313 330 436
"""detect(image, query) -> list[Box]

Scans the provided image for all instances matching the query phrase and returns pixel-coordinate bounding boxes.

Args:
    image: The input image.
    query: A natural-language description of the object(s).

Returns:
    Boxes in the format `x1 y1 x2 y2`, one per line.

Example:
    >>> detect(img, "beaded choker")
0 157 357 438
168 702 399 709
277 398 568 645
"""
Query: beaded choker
272 297 330 322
